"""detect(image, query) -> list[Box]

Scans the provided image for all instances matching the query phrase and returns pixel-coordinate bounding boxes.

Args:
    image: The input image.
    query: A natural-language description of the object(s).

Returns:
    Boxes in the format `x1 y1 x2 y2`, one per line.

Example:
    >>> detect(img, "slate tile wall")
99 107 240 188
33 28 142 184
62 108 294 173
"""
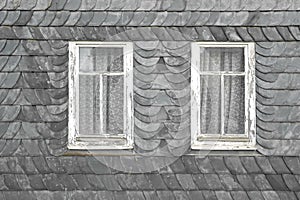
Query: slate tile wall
0 156 298 199
0 29 299 155
0 0 300 198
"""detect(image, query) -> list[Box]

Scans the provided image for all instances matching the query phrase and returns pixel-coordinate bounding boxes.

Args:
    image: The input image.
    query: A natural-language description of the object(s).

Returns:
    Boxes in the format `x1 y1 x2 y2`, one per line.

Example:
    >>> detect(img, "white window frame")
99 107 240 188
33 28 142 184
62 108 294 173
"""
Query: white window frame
68 41 133 150
191 42 256 150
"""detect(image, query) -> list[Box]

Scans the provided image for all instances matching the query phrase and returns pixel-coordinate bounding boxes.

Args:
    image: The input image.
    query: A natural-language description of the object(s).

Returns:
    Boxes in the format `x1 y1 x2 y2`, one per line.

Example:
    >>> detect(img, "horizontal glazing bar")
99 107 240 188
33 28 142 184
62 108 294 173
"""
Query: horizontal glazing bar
199 71 245 75
78 72 124 76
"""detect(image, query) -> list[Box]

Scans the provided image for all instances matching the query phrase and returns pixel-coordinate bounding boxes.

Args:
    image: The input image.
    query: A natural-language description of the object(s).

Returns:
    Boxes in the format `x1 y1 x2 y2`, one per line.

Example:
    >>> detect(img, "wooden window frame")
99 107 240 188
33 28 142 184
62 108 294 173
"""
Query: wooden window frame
68 42 133 150
191 42 256 150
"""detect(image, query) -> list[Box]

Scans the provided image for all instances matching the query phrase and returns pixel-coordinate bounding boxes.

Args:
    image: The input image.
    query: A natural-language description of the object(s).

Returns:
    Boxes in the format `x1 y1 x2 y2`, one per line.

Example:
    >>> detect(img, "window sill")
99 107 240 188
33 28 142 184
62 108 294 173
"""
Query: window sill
191 140 256 151
68 138 133 150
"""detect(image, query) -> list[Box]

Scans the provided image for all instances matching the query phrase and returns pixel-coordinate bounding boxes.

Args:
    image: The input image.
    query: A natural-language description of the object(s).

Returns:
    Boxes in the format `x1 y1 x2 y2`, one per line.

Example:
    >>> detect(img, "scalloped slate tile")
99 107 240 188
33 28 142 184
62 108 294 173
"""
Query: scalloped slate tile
231 191 249 200
266 175 289 191
101 175 122 191
219 174 242 190
14 11 33 26
146 174 168 190
0 27 16 39
284 157 300 174
176 174 197 190
2 11 20 26
161 174 181 190
215 191 233 200
224 157 247 174
269 157 291 174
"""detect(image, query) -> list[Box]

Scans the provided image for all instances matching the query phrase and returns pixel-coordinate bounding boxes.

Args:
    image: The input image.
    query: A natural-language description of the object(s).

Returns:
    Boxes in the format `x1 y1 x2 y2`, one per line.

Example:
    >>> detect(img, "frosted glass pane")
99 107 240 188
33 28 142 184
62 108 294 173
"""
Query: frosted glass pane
224 76 245 135
102 75 124 135
79 47 123 72
79 75 100 135
200 47 244 72
200 75 221 134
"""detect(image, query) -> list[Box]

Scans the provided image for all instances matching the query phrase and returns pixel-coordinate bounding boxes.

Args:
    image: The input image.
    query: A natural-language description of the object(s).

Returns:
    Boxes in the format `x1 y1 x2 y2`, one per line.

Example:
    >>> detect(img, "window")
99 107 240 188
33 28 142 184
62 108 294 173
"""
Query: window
191 42 256 150
68 42 133 149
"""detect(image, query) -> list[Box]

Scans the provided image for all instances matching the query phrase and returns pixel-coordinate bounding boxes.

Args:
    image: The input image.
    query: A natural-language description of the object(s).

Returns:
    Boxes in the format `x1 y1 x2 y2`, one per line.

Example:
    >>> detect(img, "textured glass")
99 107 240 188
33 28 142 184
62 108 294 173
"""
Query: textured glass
79 47 123 72
224 76 245 135
200 47 244 72
79 75 100 135
102 75 124 135
200 75 221 134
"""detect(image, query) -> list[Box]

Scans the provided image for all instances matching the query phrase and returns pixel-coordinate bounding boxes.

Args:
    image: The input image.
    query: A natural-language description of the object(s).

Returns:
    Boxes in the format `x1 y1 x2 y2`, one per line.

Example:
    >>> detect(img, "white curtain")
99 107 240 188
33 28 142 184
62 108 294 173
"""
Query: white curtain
79 47 124 135
200 48 245 135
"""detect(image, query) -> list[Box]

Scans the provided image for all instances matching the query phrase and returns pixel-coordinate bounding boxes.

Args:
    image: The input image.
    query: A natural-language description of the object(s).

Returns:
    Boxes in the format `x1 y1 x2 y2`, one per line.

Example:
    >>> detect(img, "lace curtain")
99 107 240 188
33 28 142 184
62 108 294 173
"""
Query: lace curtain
78 47 124 135
200 47 245 135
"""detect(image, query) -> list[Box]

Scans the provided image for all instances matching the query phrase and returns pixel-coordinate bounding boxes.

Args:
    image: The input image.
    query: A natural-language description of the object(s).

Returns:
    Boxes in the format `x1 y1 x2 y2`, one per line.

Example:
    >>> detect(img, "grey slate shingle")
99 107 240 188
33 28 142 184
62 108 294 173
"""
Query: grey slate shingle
146 174 168 190
261 191 280 200
251 174 272 190
215 191 233 200
162 174 182 190
176 174 197 190
3 174 20 190
187 191 205 200
247 191 265 200
14 11 33 26
284 157 300 174
282 174 300 191
210 157 231 174
173 191 189 200
240 157 261 174
195 157 215 173
266 175 289 191
219 174 242 191
236 175 258 190
169 158 186 173
181 156 200 174
231 191 250 200
101 175 122 191
202 191 218 200
255 157 276 174
204 174 224 190
224 157 247 174
268 157 291 174
277 191 298 200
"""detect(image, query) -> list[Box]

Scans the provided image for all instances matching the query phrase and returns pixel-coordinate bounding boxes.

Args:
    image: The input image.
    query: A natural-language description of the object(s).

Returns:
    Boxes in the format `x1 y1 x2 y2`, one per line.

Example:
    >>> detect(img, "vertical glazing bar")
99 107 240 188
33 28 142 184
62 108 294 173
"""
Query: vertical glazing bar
99 74 103 135
221 74 224 135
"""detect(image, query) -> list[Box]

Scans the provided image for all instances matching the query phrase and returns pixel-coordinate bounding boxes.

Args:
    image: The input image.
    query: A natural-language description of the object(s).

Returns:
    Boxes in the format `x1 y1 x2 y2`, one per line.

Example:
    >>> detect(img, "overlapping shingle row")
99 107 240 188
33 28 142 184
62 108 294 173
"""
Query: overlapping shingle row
1 26 300 42
0 156 298 193
0 0 299 11
0 190 298 200
1 11 300 26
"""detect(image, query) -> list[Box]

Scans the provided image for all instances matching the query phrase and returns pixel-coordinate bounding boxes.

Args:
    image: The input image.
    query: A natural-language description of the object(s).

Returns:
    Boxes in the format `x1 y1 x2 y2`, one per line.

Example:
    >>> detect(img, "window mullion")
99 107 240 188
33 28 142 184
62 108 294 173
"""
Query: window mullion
221 74 225 136
99 74 104 135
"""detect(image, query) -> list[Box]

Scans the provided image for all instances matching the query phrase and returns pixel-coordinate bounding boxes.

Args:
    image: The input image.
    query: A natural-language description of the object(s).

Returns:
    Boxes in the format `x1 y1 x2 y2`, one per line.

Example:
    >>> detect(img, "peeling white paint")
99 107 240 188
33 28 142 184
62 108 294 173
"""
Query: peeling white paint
68 41 133 150
191 42 256 150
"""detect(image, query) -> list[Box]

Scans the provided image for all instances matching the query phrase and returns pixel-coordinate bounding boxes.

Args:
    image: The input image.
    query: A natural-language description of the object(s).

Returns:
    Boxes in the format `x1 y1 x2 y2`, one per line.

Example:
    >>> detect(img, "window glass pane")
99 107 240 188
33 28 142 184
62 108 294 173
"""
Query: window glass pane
200 47 244 72
102 75 124 135
79 47 123 72
79 75 101 135
200 75 221 134
224 76 245 135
